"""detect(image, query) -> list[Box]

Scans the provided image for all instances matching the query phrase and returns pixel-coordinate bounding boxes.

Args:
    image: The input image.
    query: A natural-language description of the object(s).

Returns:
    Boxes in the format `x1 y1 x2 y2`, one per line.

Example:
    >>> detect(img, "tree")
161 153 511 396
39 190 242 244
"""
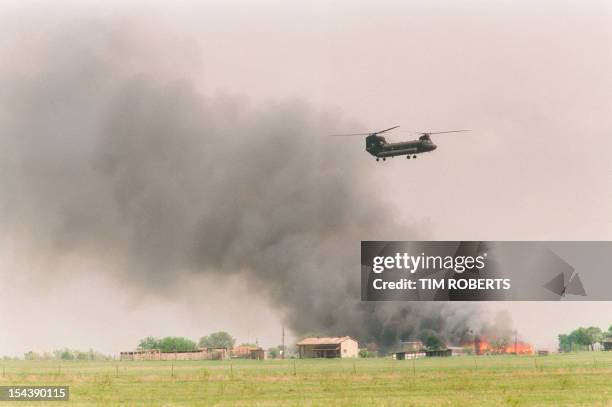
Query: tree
558 334 571 352
568 328 588 350
199 332 235 349
137 336 197 352
419 329 444 350
559 326 606 352
585 326 603 350
139 336 160 350
359 349 376 358
157 337 198 352
24 351 41 360
267 345 286 359
59 349 75 360
76 351 90 360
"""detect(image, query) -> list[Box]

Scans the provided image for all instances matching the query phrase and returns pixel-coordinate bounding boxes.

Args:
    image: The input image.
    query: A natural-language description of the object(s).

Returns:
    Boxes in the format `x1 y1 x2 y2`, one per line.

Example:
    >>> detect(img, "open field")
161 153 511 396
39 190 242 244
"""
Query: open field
1 352 612 406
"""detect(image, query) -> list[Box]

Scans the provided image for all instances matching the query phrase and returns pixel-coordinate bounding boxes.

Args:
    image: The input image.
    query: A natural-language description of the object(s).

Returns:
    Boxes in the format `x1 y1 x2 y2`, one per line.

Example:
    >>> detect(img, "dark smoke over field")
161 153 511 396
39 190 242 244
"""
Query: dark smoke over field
0 15 474 350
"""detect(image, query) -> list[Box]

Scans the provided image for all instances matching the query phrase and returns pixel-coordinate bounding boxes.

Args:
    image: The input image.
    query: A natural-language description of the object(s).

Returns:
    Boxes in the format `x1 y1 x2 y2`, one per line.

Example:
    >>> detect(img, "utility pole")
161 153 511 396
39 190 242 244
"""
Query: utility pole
514 329 518 355
282 326 285 360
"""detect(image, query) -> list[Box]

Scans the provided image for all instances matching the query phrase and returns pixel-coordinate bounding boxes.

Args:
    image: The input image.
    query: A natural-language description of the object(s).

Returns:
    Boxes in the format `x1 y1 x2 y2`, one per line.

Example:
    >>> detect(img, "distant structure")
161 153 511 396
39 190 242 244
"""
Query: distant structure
395 343 466 360
426 349 453 357
394 341 426 360
296 336 358 358
231 345 267 360
394 351 426 360
603 340 612 351
425 346 467 357
399 341 424 351
445 346 467 356
120 348 228 361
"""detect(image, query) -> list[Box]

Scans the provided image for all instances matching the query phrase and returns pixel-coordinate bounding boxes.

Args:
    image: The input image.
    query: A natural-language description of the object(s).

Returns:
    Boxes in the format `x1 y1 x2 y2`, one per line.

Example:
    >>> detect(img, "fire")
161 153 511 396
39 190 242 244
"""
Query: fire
504 341 534 355
472 336 533 355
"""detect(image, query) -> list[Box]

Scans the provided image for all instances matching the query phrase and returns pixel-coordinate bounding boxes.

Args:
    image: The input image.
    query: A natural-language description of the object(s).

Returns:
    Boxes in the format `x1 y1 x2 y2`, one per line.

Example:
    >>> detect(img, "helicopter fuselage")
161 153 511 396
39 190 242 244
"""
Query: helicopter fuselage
329 125 467 161
365 135 437 159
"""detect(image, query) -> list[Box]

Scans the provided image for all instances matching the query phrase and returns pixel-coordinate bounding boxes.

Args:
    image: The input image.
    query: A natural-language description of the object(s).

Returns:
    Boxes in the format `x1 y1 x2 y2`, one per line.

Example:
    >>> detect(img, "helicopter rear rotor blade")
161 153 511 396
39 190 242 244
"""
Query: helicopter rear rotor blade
415 129 471 135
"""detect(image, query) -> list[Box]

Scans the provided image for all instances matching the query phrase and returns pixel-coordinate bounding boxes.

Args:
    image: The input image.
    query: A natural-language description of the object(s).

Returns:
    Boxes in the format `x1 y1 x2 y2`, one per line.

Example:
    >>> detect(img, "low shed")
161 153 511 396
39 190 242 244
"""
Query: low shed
426 349 452 357
394 351 426 360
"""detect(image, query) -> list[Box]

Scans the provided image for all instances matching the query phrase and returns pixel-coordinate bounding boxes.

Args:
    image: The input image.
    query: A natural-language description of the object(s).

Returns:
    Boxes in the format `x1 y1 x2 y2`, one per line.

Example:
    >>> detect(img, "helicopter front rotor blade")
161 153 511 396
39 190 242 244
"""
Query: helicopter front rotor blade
328 133 372 136
376 125 400 134
329 125 400 137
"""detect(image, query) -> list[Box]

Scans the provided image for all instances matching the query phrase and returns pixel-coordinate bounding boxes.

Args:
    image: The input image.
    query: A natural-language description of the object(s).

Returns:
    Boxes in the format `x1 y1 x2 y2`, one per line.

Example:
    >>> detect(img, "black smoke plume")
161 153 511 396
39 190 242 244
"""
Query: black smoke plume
0 13 475 351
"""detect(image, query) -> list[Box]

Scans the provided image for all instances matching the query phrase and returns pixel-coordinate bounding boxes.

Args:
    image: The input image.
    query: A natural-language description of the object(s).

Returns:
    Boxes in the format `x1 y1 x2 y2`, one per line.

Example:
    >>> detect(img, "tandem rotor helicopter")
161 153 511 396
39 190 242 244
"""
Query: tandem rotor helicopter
330 126 470 161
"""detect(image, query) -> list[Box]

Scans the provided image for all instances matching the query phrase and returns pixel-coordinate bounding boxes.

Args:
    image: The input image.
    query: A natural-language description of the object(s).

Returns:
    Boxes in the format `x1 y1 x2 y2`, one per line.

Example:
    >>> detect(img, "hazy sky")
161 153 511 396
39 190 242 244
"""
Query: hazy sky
1 0 611 356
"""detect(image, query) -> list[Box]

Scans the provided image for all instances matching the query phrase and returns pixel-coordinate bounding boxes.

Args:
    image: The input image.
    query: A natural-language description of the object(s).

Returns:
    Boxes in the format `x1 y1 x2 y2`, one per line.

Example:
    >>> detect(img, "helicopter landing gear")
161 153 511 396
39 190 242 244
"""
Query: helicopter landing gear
413 154 417 159
376 158 379 162
382 157 386 161
406 155 410 159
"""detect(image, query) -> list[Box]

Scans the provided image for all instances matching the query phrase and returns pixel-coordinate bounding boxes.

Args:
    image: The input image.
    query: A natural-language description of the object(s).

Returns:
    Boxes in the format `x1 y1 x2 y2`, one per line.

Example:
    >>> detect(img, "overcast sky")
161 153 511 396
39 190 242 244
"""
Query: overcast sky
1 0 611 356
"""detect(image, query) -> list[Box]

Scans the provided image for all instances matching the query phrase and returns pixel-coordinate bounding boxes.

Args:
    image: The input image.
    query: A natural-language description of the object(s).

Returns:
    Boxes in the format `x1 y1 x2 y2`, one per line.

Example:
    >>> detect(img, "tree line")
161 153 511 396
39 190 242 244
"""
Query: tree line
138 331 237 352
137 332 287 358
558 325 612 352
9 348 111 361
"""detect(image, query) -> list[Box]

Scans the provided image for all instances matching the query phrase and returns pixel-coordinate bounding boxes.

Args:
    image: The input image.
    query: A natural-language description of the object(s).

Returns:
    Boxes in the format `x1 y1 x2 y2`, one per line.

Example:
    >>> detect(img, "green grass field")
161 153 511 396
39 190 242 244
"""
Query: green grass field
1 352 612 406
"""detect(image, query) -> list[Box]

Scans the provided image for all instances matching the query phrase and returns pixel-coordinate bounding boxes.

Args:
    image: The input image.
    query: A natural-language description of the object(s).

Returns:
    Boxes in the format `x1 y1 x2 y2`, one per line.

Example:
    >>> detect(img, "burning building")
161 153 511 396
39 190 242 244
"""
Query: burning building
473 335 534 355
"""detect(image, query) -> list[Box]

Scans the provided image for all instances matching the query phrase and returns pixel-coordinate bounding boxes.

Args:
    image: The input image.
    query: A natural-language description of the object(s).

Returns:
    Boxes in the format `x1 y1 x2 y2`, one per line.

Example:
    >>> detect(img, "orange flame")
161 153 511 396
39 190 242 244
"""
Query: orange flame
505 341 534 355
472 337 533 355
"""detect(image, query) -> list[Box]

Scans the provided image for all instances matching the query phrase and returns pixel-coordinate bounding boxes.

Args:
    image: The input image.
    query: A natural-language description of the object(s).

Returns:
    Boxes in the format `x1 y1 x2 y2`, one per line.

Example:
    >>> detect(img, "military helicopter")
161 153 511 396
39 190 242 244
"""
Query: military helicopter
330 126 470 161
